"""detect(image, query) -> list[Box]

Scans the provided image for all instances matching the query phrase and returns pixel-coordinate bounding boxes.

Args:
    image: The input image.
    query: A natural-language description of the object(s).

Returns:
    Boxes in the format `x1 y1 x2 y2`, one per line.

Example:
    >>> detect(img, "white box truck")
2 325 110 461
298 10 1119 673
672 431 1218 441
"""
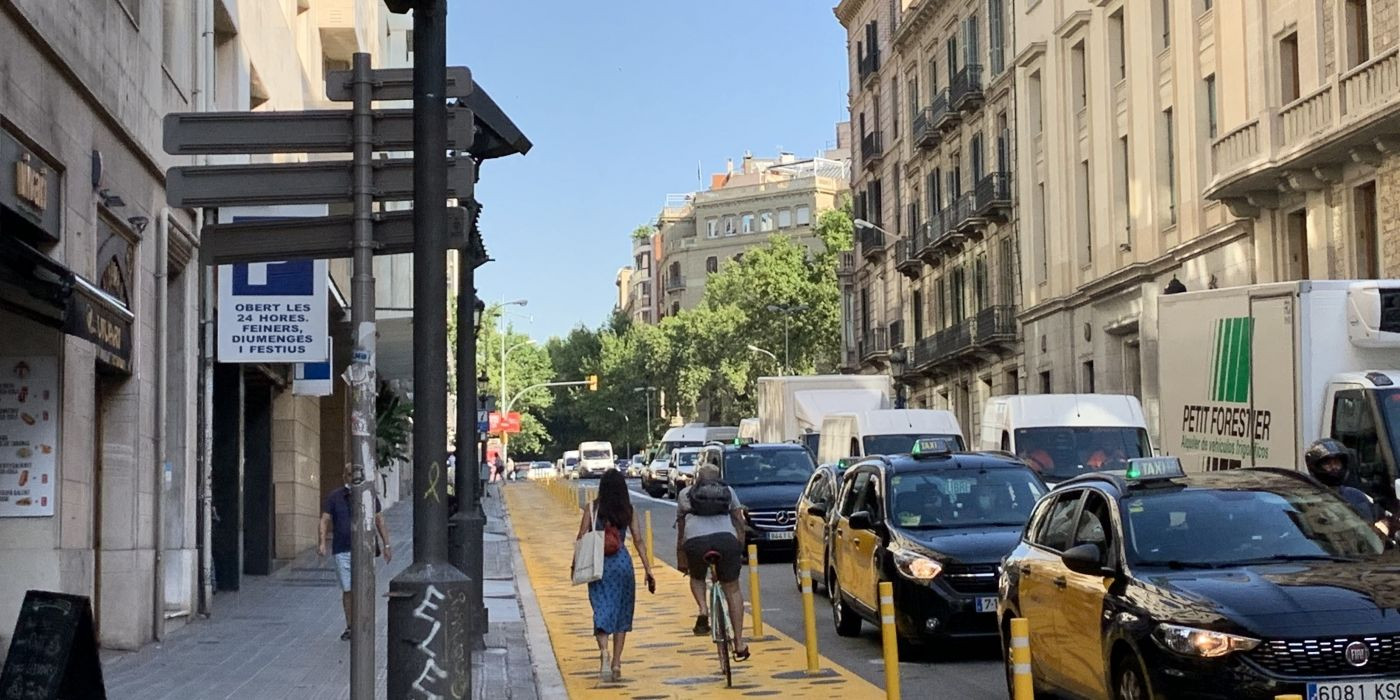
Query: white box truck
755 375 893 455
816 409 964 466
1158 280 1400 506
977 394 1153 483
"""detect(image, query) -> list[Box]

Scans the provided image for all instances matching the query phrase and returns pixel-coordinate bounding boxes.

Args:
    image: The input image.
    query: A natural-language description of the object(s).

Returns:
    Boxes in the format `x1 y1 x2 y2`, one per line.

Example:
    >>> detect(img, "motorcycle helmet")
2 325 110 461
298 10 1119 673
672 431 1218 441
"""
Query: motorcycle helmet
1304 438 1351 487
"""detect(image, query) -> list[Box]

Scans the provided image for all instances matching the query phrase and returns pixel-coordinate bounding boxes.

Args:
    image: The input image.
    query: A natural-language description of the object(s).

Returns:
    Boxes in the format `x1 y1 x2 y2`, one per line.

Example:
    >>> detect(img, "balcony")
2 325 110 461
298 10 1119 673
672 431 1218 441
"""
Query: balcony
858 48 881 85
949 192 983 235
859 326 889 362
1208 48 1400 207
859 226 887 261
836 251 857 278
972 305 1017 348
895 233 923 279
973 172 1014 222
930 89 961 132
909 306 1018 374
840 346 860 372
860 131 886 169
950 65 985 113
664 275 686 293
913 107 942 149
915 214 947 264
928 208 966 254
911 321 973 371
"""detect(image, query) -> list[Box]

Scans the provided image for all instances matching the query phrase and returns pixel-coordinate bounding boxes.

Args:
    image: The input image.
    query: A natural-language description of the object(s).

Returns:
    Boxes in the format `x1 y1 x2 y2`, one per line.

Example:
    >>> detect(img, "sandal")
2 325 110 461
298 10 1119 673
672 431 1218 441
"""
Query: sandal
610 663 622 681
733 644 751 662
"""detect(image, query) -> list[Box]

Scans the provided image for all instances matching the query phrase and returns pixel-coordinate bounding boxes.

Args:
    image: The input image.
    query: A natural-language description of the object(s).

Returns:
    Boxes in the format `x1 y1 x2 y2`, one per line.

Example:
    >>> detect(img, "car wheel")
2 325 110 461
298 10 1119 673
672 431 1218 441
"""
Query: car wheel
1113 651 1153 700
828 569 862 637
792 557 803 593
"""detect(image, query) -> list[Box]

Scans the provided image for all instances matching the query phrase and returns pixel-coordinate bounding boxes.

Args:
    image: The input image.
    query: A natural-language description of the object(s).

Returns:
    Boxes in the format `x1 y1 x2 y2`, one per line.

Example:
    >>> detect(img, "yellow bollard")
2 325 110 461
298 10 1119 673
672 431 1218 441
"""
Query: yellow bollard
879 581 900 699
1275 696 1303 700
747 544 763 637
1010 618 1033 700
799 560 820 675
645 510 654 564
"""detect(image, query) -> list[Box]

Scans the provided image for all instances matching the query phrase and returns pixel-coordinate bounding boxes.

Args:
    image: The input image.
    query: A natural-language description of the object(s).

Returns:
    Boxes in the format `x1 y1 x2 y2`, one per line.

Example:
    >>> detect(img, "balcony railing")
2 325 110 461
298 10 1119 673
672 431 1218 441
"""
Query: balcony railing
950 65 985 112
930 88 960 131
911 321 973 370
929 207 965 252
665 275 686 292
859 227 887 260
909 306 1018 373
859 326 890 361
858 48 881 84
836 251 857 277
913 107 941 149
950 192 980 233
895 234 922 278
860 131 885 169
972 305 1017 347
973 172 1014 221
916 214 945 263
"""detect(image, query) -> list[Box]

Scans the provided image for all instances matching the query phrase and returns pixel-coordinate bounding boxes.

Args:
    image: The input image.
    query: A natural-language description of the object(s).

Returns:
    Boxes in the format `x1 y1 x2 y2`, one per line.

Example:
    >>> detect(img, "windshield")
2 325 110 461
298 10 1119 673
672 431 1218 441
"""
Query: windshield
565 457 578 466
582 449 610 460
1379 389 1400 481
674 451 699 467
723 449 816 486
1014 427 1150 481
864 433 964 456
888 469 1045 529
1125 488 1385 566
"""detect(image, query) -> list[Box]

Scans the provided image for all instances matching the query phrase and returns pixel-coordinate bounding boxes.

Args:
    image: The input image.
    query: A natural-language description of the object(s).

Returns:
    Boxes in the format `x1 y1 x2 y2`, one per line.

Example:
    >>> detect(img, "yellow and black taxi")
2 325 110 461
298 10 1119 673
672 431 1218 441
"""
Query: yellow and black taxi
825 439 1047 645
794 460 851 592
998 457 1400 700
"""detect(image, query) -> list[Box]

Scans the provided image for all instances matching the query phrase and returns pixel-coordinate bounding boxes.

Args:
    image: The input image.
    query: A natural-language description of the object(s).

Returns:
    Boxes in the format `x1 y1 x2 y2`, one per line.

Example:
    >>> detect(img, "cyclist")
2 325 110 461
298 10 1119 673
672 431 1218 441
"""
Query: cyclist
1304 438 1377 521
675 463 750 660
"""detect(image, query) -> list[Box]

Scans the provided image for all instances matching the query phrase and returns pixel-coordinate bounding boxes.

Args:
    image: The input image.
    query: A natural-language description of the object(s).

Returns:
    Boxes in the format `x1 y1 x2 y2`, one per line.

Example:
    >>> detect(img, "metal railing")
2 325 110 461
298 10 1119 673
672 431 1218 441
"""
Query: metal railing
928 208 964 252
859 226 887 259
836 251 857 277
895 234 921 276
973 172 1013 219
858 48 881 83
972 305 1017 346
913 106 940 148
860 131 885 168
859 326 889 361
930 88 958 131
950 64 985 111
949 192 978 232
664 275 686 292
909 306 1018 373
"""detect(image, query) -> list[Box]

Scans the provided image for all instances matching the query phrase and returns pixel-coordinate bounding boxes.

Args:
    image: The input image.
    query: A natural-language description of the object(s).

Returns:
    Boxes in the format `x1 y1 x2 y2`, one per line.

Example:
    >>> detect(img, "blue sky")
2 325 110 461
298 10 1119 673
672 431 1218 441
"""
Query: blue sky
447 1 850 341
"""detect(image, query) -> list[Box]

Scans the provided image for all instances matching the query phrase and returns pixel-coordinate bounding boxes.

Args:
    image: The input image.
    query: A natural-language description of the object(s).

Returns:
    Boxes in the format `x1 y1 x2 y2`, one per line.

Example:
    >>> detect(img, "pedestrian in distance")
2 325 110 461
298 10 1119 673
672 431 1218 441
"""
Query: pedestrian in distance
575 469 655 682
319 471 392 641
675 463 751 661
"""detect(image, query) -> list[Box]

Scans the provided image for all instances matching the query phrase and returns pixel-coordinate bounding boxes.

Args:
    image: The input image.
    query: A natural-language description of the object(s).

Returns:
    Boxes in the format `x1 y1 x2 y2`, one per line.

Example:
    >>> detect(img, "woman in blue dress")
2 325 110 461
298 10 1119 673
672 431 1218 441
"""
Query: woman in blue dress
576 469 655 682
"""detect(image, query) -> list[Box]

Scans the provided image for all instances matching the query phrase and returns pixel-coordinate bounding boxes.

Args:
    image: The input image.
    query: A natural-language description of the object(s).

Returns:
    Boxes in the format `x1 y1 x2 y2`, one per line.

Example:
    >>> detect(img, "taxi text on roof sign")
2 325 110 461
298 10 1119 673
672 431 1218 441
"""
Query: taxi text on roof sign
912 437 956 457
1126 456 1186 481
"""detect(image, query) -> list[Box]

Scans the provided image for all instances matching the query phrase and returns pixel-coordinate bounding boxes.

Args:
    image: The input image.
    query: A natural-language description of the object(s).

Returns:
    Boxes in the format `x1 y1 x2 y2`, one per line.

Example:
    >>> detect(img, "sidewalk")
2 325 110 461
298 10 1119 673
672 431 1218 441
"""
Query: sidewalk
505 480 883 699
100 489 546 699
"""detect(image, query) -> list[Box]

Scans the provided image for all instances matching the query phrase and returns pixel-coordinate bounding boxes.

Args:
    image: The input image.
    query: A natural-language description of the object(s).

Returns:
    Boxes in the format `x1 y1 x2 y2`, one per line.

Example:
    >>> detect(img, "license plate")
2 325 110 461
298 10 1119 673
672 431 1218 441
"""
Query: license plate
975 596 998 613
1309 680 1400 700
765 531 795 541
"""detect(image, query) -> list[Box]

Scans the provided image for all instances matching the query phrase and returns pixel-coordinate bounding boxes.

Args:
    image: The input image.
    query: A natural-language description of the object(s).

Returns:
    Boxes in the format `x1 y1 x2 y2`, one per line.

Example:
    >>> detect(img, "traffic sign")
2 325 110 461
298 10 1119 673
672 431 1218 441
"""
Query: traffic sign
198 207 469 265
162 106 476 155
295 339 334 396
217 259 329 363
326 66 473 102
166 157 474 208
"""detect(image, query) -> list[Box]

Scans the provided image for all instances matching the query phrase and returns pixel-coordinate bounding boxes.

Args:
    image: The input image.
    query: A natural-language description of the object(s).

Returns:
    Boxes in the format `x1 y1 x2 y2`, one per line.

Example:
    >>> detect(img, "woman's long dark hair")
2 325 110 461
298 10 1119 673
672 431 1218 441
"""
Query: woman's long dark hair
595 469 634 529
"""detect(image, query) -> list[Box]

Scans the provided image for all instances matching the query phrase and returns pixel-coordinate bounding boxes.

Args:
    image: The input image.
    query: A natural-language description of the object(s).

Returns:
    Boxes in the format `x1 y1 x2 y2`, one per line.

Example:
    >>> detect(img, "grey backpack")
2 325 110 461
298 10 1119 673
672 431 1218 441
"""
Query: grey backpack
688 479 732 517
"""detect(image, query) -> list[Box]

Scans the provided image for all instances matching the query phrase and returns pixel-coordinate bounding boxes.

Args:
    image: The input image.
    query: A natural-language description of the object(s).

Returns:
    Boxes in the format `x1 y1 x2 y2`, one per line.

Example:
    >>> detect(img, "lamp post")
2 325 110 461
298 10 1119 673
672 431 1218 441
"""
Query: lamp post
765 303 808 374
889 347 909 409
633 386 657 456
604 407 631 458
497 336 534 471
746 344 782 376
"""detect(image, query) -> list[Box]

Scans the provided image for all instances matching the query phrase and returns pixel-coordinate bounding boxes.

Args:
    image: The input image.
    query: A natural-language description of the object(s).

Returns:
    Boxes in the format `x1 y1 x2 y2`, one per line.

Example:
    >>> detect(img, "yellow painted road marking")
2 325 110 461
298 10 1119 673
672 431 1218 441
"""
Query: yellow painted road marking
506 482 884 698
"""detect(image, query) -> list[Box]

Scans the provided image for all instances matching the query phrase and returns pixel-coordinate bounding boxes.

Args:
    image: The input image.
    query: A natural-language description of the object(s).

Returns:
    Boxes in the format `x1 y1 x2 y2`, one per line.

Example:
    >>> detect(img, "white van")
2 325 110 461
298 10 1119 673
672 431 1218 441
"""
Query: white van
978 394 1152 483
577 441 615 478
816 409 964 466
655 424 739 457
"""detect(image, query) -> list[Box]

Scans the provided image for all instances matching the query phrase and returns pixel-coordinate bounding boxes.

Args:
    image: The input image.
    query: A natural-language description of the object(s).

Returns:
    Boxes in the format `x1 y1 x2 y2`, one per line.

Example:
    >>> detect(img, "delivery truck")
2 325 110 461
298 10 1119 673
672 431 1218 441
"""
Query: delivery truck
755 375 893 455
816 409 964 465
1158 280 1400 506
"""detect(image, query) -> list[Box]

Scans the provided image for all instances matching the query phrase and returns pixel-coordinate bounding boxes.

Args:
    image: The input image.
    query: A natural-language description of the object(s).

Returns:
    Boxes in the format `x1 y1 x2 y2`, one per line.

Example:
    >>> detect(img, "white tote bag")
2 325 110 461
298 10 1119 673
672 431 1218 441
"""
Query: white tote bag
572 503 605 585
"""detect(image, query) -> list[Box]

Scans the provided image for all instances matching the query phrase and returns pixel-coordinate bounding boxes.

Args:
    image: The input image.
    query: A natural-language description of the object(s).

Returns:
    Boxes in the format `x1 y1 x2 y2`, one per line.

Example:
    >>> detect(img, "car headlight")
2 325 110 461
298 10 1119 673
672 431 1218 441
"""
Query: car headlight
892 549 944 581
1154 623 1259 658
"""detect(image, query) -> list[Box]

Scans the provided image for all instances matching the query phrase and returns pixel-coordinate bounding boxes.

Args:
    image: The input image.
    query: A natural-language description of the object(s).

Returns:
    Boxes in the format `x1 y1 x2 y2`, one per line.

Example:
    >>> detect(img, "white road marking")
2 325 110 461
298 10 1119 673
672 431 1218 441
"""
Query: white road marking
629 486 677 507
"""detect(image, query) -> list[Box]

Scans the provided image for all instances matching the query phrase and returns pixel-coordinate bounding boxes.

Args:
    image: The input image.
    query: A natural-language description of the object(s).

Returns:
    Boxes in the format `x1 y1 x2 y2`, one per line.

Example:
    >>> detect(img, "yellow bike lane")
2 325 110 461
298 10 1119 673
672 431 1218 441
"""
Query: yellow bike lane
505 481 884 699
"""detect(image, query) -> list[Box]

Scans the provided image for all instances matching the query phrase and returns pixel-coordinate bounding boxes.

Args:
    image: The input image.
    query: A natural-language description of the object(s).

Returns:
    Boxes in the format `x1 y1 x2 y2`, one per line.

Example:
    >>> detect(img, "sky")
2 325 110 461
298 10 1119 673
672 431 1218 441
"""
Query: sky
446 0 850 341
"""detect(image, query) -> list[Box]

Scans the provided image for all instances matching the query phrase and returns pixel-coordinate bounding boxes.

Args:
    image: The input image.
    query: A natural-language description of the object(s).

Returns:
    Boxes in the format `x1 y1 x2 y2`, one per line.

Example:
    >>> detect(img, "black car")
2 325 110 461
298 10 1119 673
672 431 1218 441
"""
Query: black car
697 441 816 550
999 458 1400 700
823 439 1047 646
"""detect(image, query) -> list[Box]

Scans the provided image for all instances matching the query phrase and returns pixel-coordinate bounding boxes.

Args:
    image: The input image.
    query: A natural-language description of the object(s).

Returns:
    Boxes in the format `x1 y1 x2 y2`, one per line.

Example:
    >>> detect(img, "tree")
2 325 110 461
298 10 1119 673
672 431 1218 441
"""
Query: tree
631 224 656 241
475 307 555 457
376 381 413 471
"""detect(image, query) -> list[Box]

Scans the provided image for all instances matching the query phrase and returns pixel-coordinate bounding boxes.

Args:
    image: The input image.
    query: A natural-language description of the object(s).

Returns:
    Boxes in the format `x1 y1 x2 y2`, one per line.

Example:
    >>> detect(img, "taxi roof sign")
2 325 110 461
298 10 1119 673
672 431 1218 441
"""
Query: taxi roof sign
911 437 956 458
1125 456 1185 481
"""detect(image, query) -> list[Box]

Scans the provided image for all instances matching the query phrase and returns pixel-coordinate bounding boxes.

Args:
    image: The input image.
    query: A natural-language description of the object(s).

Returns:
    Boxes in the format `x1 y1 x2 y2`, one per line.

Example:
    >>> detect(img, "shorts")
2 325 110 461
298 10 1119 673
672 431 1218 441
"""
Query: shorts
334 551 352 592
682 533 743 583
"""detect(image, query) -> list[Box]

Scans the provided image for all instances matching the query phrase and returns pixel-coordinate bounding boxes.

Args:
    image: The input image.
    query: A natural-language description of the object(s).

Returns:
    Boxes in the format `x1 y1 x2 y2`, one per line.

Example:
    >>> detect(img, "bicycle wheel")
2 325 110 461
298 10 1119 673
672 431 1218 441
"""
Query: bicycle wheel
718 637 731 687
710 575 732 687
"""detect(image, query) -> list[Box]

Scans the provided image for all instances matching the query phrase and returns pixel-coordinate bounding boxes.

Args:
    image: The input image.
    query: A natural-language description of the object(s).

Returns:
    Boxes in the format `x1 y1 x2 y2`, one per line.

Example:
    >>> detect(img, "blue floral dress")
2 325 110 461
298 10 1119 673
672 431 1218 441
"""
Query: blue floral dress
587 509 635 635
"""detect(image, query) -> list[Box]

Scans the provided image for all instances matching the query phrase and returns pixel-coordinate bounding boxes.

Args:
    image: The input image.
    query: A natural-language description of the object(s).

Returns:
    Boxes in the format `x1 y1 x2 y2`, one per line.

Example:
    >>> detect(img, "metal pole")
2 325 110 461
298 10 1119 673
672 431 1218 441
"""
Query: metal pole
347 52 376 700
448 262 488 647
499 303 507 470
784 316 791 375
388 2 471 697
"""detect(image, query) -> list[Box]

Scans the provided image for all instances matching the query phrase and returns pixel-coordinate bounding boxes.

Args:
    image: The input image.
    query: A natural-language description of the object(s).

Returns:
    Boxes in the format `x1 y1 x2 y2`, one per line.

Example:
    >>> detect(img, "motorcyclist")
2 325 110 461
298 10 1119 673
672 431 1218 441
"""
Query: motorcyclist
1304 438 1377 522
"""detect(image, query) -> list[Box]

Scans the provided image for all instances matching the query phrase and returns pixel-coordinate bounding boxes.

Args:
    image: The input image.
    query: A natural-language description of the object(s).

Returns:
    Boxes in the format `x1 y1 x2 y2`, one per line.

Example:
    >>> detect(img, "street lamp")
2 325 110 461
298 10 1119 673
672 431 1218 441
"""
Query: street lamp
746 344 782 376
765 303 808 374
495 299 528 470
632 386 657 456
889 347 909 409
604 407 631 458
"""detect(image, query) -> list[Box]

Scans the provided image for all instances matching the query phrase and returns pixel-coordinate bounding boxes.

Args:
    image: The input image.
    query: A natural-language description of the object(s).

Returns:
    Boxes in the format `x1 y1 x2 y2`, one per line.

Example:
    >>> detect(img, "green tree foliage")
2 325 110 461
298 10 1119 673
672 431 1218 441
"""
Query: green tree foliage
375 381 413 471
476 306 555 457
631 224 656 241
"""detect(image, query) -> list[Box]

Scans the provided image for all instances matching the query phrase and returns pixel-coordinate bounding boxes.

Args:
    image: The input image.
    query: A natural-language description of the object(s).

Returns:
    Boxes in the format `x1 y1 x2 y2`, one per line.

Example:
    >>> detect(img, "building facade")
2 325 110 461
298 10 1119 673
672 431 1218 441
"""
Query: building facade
837 0 1021 438
0 0 406 655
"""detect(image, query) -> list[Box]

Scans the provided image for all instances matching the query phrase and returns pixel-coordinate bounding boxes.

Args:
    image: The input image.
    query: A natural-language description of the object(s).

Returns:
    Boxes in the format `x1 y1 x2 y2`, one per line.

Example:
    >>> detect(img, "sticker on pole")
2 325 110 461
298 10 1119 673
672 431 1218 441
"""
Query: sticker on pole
218 259 329 362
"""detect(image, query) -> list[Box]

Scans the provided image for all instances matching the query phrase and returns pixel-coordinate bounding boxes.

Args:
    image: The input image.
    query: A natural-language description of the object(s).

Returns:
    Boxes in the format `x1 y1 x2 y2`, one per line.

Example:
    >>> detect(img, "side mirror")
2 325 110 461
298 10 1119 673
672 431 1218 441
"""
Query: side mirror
1061 543 1108 576
1392 478 1400 499
807 504 828 519
848 511 874 530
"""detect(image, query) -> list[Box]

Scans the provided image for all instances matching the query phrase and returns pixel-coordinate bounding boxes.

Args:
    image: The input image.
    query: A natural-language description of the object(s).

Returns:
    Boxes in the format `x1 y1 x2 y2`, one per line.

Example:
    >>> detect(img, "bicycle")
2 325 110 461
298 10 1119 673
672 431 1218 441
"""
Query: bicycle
704 550 735 687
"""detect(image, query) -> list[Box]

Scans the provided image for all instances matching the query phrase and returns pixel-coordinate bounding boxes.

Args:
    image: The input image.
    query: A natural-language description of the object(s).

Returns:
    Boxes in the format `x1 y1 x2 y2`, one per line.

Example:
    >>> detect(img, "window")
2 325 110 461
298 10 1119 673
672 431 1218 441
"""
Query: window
950 265 966 322
1355 182 1379 278
996 112 1011 173
852 471 883 522
935 278 947 329
891 77 900 137
1280 32 1300 104
1028 71 1044 134
795 205 811 226
741 213 755 234
928 169 942 212
1032 490 1083 552
1205 75 1218 139
1083 360 1096 393
759 211 774 232
964 15 979 68
929 58 939 93
777 209 792 229
706 256 718 274
1116 135 1131 243
908 75 920 128
989 0 1006 74
971 133 985 182
1078 159 1092 263
804 472 833 508
706 217 719 238
1033 182 1047 282
1072 492 1115 565
973 254 988 311
1006 370 1020 396
912 289 924 340
947 36 959 85
841 471 873 517
1071 40 1087 112
1285 209 1310 280
671 302 680 315
1109 9 1126 83
162 0 194 89
1039 370 1052 394
1346 0 1372 70
1202 0 1212 10
1162 108 1177 225
724 215 737 236
1159 0 1172 50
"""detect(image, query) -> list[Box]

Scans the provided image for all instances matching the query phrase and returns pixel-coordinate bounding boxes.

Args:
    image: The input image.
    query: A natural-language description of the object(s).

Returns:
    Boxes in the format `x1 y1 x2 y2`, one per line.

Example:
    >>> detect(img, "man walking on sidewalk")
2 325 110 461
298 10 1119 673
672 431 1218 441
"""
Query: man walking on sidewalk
318 471 393 640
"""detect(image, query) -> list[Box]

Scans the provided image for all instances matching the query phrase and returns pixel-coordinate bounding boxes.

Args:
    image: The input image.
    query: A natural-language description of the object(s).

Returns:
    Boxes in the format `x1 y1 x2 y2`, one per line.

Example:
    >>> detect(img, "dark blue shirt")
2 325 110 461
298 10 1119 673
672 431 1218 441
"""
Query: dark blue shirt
323 486 382 555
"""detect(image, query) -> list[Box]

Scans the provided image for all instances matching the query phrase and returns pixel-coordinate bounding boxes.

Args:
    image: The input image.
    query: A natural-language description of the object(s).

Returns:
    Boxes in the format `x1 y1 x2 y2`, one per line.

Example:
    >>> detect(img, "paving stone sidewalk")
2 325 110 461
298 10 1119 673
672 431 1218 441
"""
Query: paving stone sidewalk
99 484 544 700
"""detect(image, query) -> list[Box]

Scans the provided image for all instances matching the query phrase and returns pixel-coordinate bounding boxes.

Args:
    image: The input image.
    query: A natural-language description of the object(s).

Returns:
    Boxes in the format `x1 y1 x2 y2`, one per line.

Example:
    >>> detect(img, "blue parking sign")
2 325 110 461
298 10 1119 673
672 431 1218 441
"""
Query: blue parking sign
218 258 328 363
